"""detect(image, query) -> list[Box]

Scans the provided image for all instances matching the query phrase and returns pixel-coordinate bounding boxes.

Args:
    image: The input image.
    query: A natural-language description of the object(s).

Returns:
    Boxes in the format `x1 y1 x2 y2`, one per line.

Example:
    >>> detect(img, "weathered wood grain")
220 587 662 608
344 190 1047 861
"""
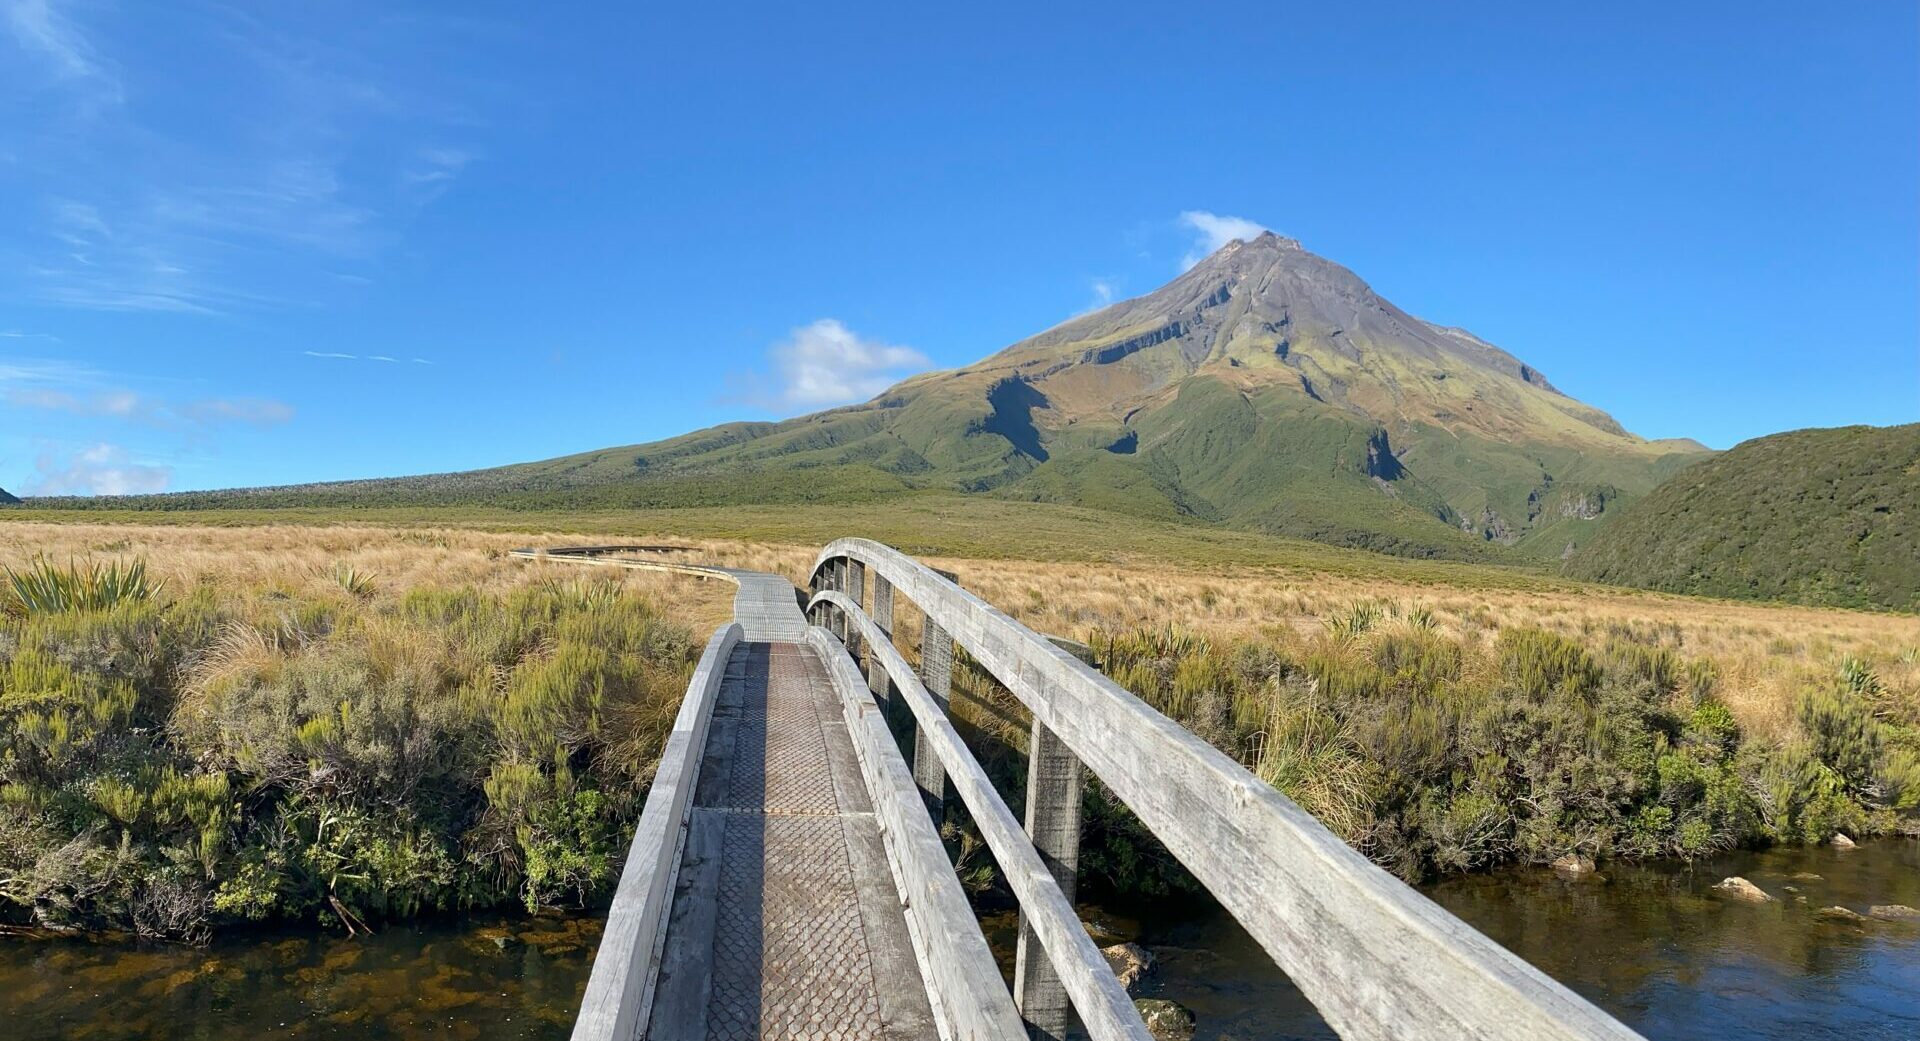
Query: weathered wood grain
807 627 1028 1041
811 591 1150 1041
812 541 1647 1041
570 622 742 1041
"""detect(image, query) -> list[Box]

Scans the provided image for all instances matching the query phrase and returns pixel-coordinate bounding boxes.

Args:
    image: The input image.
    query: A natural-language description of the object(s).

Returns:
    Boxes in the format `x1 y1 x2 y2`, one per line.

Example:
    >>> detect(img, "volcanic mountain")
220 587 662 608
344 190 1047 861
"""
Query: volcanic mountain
72 234 1711 560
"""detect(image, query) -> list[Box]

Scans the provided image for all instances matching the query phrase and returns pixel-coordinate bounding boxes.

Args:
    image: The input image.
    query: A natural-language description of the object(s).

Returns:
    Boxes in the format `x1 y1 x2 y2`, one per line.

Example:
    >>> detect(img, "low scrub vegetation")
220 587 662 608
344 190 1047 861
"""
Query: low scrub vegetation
0 550 698 943
1089 613 1920 883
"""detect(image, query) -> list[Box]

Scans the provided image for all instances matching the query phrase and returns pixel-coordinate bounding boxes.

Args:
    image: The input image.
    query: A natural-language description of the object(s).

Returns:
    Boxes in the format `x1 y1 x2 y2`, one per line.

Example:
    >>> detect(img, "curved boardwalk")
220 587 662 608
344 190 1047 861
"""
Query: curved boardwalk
610 560 935 1040
523 542 1648 1041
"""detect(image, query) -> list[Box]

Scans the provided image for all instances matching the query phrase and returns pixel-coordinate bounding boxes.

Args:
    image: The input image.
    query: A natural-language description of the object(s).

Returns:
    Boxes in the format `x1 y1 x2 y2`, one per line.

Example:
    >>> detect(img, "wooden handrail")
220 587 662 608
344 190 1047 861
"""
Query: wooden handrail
571 621 742 1041
807 628 1028 1041
811 589 1151 1041
810 539 1646 1041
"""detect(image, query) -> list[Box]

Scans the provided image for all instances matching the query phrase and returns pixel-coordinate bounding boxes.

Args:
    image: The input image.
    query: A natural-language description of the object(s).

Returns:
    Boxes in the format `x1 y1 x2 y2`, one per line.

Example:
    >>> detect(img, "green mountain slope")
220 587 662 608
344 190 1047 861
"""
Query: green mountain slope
1565 424 1920 611
23 234 1710 561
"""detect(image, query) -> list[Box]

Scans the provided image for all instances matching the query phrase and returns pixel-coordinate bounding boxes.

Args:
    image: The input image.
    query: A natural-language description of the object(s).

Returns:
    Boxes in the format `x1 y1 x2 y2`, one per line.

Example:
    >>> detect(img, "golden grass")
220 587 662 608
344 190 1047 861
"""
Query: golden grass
5 519 1916 745
0 522 739 639
925 555 1920 744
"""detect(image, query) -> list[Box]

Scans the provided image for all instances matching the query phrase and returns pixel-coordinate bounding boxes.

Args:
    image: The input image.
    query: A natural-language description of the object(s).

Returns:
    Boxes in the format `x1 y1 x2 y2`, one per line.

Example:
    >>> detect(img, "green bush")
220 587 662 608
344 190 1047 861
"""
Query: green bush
1081 618 1915 883
0 571 696 942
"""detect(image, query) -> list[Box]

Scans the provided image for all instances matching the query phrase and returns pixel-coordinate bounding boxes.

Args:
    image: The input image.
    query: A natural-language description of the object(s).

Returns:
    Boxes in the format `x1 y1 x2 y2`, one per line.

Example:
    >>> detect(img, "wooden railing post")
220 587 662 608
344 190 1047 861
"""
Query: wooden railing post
868 575 895 718
1015 638 1092 1041
845 559 866 663
913 568 958 818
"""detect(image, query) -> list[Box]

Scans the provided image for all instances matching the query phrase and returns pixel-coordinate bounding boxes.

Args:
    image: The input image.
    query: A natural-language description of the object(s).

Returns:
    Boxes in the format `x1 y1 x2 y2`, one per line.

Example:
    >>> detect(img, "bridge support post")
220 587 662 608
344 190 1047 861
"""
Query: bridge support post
867 575 895 718
913 568 958 819
845 560 865 663
1014 644 1091 1041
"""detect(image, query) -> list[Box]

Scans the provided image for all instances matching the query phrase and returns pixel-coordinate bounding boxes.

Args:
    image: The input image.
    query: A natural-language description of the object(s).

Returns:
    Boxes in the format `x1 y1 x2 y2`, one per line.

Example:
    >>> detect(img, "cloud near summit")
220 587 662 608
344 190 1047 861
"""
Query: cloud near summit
1179 211 1269 270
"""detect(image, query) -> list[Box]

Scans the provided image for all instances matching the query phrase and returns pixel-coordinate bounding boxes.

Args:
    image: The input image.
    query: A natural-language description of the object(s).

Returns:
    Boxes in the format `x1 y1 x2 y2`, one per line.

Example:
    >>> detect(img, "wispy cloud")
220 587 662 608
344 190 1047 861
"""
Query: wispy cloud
4 0 121 103
734 319 929 411
302 350 428 365
6 386 294 427
27 442 171 496
1179 210 1269 270
1076 277 1120 316
4 3 482 314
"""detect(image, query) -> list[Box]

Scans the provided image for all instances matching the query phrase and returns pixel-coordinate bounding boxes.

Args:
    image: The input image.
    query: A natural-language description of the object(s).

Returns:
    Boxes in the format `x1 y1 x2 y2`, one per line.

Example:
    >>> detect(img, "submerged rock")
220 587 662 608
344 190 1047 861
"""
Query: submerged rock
1713 877 1773 902
1831 833 1858 849
1815 906 1867 923
1869 904 1920 921
1102 942 1156 994
1135 998 1196 1041
1551 854 1597 878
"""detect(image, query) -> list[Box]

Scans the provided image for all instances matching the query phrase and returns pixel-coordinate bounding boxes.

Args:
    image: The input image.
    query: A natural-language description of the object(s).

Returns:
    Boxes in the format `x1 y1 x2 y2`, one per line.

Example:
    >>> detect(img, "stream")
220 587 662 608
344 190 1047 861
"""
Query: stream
4 841 1916 1040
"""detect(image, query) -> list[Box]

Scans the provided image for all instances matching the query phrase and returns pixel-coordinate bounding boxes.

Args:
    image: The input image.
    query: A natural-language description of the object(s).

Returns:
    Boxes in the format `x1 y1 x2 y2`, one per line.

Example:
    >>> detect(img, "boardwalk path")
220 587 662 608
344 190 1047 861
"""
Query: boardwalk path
530 543 1649 1041
644 568 938 1041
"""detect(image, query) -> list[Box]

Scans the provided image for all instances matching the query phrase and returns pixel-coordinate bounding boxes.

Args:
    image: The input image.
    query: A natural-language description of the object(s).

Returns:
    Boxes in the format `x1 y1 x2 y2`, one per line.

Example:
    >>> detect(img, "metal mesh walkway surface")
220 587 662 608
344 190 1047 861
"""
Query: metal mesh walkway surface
643 640 938 1041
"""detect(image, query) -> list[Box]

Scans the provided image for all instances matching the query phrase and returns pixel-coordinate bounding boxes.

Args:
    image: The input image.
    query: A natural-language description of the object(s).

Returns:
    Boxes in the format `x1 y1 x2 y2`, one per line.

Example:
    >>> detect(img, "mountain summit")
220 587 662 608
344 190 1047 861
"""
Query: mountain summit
81 236 1710 560
868 230 1710 555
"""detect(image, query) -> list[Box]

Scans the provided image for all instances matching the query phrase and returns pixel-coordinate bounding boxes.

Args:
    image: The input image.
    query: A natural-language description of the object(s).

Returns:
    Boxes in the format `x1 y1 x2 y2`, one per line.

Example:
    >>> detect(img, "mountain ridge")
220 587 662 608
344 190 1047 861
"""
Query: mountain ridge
17 234 1712 561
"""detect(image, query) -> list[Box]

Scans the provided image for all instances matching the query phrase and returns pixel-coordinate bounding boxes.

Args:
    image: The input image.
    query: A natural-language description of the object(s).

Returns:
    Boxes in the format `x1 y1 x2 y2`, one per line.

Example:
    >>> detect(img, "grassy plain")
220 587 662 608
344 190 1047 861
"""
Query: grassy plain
8 512 1917 774
3 510 1916 918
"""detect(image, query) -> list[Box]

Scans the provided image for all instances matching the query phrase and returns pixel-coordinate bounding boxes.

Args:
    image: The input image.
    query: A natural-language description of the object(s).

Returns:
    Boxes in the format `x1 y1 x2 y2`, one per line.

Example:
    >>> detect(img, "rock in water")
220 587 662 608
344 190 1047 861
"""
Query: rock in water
1134 999 1196 1041
1550 853 1596 878
1870 904 1920 921
1831 832 1858 849
1102 942 1156 994
1713 877 1773 902
1815 906 1867 922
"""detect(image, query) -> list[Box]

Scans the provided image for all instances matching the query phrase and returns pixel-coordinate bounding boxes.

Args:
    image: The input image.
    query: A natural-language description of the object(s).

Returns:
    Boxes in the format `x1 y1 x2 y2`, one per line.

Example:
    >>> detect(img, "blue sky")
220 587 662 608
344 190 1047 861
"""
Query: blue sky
2 2 1915 495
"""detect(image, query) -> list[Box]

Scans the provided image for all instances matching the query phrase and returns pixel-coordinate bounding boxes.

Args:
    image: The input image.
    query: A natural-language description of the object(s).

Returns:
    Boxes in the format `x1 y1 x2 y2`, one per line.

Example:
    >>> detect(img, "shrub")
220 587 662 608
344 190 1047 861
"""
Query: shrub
1497 628 1601 702
0 566 697 942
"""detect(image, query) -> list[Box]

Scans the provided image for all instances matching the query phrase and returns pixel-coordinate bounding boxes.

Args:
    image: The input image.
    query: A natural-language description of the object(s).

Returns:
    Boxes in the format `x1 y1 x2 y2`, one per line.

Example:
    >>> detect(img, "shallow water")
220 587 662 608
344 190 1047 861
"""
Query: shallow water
3 842 1916 1040
0 913 600 1041
1077 839 1920 1041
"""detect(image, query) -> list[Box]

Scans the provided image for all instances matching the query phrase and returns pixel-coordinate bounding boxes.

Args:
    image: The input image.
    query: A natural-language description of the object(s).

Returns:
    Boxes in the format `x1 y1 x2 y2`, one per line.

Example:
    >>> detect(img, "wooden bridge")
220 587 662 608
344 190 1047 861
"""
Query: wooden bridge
512 541 1648 1041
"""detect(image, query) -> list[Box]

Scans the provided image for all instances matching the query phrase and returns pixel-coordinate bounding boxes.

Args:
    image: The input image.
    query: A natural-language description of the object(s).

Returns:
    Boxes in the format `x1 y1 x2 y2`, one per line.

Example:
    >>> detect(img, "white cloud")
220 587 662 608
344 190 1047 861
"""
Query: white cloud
28 443 171 496
1179 210 1269 269
764 319 929 408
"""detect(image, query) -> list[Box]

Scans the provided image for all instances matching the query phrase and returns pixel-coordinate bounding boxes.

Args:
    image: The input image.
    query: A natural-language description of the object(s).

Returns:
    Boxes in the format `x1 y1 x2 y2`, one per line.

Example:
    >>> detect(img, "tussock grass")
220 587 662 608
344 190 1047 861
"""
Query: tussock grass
4 555 163 616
